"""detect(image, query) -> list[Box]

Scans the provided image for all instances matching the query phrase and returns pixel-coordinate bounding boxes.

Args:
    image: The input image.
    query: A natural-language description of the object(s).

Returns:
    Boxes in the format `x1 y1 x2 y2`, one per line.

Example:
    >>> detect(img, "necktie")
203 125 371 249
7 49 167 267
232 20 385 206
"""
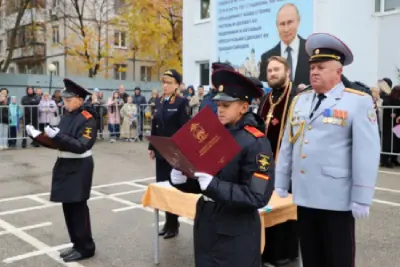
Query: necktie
309 93 326 119
286 46 293 81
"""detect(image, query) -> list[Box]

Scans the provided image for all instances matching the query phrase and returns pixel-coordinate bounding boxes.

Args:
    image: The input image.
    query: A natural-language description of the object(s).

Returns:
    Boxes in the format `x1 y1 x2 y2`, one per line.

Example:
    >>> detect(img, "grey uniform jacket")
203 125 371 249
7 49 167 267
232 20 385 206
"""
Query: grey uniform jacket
275 82 380 211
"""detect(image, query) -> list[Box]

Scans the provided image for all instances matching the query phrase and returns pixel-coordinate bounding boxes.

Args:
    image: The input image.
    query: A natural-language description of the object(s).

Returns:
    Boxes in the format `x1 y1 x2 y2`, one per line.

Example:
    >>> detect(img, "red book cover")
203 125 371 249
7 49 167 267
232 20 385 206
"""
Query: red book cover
147 106 241 178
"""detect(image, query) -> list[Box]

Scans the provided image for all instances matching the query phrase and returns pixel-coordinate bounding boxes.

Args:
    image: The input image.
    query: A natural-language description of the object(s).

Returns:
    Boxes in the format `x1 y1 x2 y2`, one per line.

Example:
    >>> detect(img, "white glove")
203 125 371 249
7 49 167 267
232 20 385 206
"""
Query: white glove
25 125 41 138
44 125 60 138
194 172 213 191
170 169 187 185
351 202 370 219
275 188 289 198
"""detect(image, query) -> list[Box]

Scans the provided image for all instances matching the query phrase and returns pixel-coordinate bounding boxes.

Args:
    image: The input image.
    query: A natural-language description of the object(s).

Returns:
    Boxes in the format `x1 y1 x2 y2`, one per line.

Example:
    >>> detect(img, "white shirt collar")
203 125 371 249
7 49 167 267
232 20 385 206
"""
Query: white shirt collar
314 82 344 99
281 35 300 52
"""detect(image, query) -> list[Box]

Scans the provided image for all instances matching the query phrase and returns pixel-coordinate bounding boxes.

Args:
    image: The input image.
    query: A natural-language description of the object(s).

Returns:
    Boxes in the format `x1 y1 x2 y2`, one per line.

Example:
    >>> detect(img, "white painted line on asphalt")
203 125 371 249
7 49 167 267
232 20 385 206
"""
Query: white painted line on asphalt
375 187 400 194
28 195 52 205
3 243 72 264
0 177 155 204
110 188 146 197
91 189 141 210
379 170 400 175
112 206 139 212
0 217 83 266
126 182 148 189
373 199 400 207
0 196 103 216
0 222 52 236
0 204 57 216
92 176 155 189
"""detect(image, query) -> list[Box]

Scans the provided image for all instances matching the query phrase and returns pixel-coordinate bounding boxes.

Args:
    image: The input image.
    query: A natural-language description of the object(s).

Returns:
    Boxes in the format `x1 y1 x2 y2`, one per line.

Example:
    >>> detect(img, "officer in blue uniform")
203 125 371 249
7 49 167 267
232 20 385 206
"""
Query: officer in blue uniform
199 62 234 114
26 79 97 262
169 69 275 267
275 33 380 267
148 69 190 239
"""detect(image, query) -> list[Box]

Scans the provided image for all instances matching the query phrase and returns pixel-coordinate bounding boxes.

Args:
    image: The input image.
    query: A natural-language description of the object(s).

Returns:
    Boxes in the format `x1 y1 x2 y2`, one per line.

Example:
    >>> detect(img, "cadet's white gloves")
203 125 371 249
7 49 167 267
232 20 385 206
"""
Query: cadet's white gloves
170 169 187 185
275 188 289 198
25 125 41 138
194 172 213 191
351 202 370 219
44 125 60 138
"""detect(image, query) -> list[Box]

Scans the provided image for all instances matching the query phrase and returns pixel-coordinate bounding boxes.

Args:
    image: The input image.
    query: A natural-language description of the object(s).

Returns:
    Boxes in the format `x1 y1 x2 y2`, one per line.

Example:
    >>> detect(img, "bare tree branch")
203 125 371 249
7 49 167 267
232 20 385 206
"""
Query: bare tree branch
0 0 31 72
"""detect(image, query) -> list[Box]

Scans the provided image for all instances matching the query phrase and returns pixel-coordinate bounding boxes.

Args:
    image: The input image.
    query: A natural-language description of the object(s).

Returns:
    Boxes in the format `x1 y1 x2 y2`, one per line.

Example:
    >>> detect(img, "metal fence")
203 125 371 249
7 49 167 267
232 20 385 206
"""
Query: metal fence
1 104 399 157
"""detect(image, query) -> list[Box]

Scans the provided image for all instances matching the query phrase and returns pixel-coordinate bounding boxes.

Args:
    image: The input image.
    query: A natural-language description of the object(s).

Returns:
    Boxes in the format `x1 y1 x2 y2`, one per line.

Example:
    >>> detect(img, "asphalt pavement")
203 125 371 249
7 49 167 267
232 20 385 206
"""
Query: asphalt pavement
0 141 399 267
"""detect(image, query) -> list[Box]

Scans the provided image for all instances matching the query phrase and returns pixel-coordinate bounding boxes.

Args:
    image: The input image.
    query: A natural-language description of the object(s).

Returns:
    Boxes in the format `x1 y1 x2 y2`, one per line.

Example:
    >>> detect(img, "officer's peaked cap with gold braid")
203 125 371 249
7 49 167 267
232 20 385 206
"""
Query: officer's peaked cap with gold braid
306 33 353 66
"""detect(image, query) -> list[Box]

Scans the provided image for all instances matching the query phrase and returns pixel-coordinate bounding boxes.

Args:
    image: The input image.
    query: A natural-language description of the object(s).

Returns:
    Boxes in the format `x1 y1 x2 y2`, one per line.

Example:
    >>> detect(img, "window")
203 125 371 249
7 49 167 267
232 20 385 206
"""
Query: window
52 61 60 75
201 0 210 19
199 62 210 86
375 0 400 12
114 64 127 80
52 0 60 8
114 31 126 48
52 26 59 43
140 66 152 81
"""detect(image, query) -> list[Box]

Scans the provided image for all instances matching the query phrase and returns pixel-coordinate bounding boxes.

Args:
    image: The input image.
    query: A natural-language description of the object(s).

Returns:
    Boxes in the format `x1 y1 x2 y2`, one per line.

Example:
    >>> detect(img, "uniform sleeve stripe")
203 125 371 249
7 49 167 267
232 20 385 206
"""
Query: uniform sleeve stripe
253 172 269 180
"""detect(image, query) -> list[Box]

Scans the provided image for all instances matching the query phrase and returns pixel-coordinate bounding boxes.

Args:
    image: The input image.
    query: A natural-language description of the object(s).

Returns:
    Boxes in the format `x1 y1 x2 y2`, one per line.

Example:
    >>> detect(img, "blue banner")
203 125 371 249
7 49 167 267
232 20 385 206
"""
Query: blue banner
215 0 313 84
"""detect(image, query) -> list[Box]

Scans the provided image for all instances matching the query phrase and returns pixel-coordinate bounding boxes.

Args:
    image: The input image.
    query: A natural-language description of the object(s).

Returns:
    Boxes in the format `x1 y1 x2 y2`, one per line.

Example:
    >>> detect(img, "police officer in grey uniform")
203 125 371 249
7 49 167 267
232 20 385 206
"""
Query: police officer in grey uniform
275 33 380 267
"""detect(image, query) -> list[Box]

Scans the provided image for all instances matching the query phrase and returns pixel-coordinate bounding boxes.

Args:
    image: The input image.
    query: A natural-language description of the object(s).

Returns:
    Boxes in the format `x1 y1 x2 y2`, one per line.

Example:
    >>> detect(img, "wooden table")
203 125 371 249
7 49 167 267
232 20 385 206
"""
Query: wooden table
142 181 297 265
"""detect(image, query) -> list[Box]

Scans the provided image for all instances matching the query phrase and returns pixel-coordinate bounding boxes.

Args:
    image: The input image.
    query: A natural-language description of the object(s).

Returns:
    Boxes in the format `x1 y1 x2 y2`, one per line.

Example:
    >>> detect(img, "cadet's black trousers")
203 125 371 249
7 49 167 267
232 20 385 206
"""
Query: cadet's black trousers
62 201 95 254
297 206 355 267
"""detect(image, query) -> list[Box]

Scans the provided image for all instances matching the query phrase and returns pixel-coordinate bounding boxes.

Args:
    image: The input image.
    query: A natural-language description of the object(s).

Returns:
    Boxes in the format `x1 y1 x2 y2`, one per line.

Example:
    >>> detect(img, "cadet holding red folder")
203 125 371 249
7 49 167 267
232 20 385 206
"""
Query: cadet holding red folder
169 69 275 267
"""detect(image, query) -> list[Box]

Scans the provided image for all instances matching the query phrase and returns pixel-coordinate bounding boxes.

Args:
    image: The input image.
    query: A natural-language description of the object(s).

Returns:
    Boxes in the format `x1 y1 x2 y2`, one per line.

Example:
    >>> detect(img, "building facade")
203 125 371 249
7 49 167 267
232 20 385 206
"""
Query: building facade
0 0 156 82
183 0 400 88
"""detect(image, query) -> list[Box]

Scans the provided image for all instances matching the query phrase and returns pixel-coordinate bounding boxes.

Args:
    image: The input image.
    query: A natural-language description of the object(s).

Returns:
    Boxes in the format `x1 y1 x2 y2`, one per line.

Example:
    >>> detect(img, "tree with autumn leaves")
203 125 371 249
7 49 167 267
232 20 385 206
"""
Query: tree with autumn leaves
115 0 183 74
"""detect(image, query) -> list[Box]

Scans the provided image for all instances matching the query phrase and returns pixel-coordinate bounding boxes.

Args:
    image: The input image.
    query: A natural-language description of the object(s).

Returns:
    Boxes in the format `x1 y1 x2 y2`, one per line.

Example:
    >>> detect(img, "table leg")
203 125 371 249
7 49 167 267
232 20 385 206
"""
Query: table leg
154 208 160 265
298 242 303 267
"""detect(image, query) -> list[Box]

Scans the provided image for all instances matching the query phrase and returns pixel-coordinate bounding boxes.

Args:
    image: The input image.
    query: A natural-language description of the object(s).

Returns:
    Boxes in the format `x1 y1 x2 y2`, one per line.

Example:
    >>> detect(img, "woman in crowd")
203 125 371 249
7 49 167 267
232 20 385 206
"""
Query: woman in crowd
38 92 57 131
120 96 137 142
381 84 400 167
107 91 123 143
8 96 22 148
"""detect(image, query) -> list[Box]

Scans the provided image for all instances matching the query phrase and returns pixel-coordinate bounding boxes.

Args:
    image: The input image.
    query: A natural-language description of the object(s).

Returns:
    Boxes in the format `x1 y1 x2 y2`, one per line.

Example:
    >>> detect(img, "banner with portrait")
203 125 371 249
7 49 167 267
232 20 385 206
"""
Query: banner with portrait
214 0 314 86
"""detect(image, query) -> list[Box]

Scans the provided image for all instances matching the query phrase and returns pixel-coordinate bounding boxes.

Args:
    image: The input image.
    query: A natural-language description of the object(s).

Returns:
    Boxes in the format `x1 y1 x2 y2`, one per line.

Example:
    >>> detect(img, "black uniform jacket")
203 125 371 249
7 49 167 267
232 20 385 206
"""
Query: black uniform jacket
172 112 275 267
148 94 190 182
148 94 189 155
34 106 97 203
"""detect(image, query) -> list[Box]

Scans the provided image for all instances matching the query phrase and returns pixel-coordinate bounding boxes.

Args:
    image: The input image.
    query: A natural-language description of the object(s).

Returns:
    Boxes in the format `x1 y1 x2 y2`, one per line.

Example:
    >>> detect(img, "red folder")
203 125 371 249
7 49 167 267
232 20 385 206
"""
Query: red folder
146 106 241 178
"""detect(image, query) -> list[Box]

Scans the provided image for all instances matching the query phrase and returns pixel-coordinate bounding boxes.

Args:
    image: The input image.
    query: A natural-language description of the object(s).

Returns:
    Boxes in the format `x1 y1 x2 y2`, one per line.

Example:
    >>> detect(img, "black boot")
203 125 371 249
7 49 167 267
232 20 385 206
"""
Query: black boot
60 248 75 258
159 223 168 236
164 213 179 239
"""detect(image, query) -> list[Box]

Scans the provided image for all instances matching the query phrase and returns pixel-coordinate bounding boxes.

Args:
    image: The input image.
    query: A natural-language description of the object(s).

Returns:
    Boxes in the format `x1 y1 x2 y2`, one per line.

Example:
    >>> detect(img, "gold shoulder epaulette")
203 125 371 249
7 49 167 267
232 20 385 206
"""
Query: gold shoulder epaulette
297 90 313 96
344 88 366 96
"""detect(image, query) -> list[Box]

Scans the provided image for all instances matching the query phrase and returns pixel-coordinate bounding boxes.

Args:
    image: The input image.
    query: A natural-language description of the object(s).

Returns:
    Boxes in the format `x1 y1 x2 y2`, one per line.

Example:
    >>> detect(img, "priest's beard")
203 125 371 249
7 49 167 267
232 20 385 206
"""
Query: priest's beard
268 76 288 89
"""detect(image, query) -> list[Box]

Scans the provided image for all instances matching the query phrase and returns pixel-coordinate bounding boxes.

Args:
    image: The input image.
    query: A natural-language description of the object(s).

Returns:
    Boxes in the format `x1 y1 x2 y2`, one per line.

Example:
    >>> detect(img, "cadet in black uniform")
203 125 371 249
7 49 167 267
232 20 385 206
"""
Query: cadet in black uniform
148 69 190 239
170 69 275 267
26 79 97 262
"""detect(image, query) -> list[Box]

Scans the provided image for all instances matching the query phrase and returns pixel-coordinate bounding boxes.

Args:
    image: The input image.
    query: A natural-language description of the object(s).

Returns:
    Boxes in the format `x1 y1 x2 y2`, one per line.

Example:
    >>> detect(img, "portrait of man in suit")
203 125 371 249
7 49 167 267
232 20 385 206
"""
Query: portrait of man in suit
259 3 310 87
